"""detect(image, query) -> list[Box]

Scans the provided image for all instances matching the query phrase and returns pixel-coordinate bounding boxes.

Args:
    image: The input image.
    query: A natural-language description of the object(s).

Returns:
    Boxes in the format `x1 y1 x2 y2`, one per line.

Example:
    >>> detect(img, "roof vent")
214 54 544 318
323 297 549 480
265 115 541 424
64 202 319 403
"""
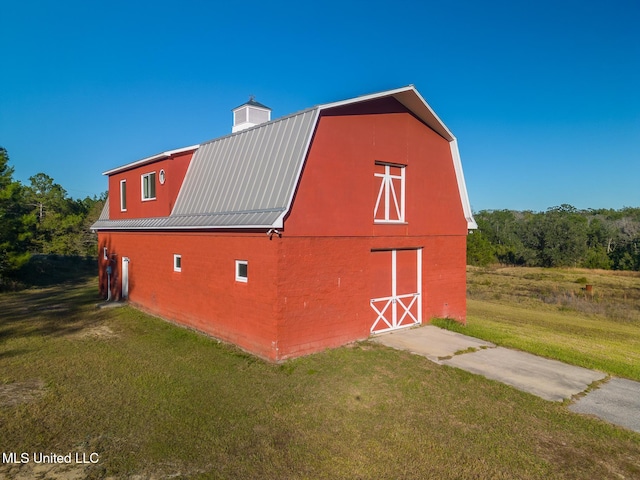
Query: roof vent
232 96 271 133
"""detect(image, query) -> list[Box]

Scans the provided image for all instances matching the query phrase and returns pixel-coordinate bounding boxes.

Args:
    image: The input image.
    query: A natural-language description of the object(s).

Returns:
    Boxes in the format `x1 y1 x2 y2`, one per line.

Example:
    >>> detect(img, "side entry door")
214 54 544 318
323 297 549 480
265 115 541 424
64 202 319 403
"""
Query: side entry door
121 256 130 300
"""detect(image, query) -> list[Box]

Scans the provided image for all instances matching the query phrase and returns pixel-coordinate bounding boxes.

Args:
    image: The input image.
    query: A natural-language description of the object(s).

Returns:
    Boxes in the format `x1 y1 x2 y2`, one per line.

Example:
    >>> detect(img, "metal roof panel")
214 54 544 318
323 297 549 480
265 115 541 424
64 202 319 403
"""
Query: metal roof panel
170 108 318 225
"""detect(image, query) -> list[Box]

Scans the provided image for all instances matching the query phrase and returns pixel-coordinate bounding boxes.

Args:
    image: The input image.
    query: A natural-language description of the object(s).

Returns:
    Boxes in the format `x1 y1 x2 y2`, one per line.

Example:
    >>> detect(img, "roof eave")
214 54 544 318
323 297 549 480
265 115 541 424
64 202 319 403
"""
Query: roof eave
102 144 200 176
92 223 279 232
317 85 454 141
448 139 477 230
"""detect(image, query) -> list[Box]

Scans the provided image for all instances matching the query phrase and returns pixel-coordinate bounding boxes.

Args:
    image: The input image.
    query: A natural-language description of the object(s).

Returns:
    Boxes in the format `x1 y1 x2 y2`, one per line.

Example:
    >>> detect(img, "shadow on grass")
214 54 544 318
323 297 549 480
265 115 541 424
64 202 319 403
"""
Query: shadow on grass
0 348 33 360
0 268 103 341
13 254 97 288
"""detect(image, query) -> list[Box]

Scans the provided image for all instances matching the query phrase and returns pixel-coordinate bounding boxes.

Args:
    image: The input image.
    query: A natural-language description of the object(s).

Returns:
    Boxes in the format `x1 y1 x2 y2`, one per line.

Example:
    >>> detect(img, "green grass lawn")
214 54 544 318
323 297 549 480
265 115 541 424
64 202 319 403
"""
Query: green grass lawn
435 267 640 381
1 276 639 479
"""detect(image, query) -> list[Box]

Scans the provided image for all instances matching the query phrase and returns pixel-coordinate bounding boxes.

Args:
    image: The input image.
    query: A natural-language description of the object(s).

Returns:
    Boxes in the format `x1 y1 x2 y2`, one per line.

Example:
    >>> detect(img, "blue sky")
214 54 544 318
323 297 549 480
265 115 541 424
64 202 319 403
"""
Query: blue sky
1 0 638 212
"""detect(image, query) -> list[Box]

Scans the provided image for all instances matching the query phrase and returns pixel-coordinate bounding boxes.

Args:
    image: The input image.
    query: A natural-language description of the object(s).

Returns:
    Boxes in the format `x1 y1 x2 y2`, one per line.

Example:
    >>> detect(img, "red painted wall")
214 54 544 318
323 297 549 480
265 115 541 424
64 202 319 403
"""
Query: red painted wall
273 235 466 360
284 98 467 237
108 149 194 220
275 237 370 359
99 229 466 361
271 98 468 357
98 231 280 360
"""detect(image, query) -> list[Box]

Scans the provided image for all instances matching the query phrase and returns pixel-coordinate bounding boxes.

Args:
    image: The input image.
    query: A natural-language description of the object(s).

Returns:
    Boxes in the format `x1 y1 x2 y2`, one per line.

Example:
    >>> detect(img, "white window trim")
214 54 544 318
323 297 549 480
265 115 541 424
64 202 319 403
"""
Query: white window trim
374 162 406 223
235 260 248 283
120 179 127 211
103 247 108 260
173 254 182 272
141 171 157 201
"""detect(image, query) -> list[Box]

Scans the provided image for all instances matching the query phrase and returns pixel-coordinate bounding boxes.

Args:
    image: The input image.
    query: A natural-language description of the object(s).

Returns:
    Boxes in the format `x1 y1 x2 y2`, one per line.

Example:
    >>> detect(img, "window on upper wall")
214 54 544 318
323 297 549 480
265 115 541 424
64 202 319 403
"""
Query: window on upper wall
235 260 248 282
120 179 127 211
174 254 182 272
374 162 406 223
141 172 156 201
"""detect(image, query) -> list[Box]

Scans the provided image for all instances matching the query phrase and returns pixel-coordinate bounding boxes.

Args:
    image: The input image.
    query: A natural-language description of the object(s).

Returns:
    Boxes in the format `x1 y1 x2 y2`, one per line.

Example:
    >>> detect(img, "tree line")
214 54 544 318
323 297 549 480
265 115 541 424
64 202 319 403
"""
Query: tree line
467 205 640 270
2 144 639 286
0 147 105 287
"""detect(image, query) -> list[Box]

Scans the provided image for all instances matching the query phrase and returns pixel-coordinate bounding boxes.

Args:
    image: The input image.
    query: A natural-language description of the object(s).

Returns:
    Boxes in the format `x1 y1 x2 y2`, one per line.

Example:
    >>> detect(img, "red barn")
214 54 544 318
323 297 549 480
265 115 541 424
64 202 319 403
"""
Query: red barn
92 86 476 361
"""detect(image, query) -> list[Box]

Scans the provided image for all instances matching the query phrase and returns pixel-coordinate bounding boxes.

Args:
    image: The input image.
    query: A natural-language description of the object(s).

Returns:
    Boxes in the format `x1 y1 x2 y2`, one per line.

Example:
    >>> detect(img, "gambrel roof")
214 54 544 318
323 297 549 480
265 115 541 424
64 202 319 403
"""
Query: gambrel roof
92 86 477 231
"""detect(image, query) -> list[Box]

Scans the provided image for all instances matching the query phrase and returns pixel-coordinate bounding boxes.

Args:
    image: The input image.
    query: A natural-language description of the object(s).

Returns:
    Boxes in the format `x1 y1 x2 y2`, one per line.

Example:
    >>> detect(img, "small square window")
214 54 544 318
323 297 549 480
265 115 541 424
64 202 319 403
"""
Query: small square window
235 260 248 282
174 254 182 272
141 172 156 200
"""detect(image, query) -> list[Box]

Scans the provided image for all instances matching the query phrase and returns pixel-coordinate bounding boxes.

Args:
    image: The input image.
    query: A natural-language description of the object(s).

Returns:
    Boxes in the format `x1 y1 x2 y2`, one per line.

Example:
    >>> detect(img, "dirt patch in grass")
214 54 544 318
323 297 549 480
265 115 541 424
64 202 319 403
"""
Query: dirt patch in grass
0 379 46 407
19 461 213 480
0 463 90 480
535 430 640 480
73 324 119 340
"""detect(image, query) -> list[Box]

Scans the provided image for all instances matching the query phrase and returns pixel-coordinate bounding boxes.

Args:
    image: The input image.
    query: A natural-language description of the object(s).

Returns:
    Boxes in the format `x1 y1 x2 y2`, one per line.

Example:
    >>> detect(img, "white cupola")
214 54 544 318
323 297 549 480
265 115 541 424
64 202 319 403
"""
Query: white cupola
232 96 271 133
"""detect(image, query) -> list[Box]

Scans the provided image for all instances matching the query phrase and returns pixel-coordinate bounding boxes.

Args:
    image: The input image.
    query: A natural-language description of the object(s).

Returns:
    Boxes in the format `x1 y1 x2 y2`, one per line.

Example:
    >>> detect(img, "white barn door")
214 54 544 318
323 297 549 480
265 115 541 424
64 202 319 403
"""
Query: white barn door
370 249 422 334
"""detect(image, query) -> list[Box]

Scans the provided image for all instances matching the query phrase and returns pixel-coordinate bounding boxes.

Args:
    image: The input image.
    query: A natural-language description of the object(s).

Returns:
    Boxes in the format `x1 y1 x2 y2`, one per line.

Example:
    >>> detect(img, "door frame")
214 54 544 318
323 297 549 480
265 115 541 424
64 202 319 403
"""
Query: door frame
121 256 130 300
370 248 422 334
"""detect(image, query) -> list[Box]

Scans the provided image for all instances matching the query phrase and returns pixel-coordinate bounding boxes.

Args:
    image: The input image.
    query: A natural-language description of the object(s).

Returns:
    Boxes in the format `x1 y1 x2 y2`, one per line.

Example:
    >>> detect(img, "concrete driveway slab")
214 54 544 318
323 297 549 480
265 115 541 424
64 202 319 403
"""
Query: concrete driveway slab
371 325 494 362
569 378 640 433
372 325 636 432
441 347 606 402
